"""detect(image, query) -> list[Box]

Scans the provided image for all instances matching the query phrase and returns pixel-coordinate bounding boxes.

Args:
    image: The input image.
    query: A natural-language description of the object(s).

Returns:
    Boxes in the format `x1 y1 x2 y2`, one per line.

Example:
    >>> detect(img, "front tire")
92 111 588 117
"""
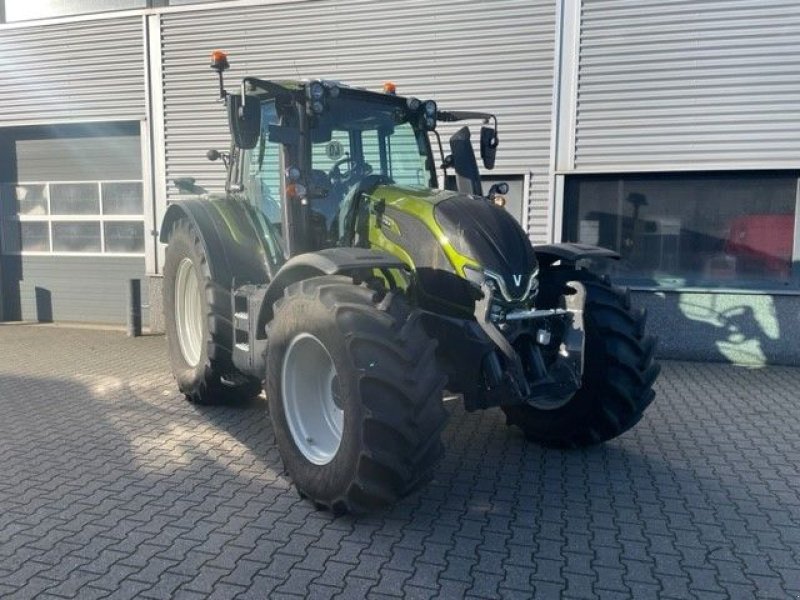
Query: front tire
266 276 447 514
163 218 262 405
503 269 660 447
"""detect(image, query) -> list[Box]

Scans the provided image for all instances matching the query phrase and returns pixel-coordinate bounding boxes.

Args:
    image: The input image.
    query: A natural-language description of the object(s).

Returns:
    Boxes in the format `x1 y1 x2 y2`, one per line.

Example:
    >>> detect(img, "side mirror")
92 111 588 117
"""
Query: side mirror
206 149 220 161
480 126 498 170
228 94 261 149
449 127 483 196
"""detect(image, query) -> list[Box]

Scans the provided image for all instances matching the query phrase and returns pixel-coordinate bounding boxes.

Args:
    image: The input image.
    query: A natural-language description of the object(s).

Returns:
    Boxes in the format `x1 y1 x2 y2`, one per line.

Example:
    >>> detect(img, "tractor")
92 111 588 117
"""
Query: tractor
160 51 660 514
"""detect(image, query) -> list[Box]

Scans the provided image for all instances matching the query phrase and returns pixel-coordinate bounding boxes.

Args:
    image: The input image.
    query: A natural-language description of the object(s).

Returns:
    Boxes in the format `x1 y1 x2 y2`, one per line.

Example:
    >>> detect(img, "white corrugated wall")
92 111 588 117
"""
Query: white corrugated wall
0 17 146 124
574 0 800 170
157 0 557 241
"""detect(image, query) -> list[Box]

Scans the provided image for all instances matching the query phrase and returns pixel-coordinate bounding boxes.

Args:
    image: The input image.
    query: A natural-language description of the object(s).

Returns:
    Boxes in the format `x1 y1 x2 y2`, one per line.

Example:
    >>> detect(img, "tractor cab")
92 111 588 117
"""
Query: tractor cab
210 53 500 261
230 79 438 256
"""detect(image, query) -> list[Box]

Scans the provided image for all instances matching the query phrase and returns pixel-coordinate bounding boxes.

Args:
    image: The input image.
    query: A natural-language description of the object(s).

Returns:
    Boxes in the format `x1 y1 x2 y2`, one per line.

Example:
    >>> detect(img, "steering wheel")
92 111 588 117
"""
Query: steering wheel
328 155 354 184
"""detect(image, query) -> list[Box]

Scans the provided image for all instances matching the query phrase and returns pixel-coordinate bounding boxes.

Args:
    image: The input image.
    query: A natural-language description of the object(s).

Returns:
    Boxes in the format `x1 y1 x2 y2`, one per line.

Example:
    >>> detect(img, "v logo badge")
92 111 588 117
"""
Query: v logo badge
512 274 523 287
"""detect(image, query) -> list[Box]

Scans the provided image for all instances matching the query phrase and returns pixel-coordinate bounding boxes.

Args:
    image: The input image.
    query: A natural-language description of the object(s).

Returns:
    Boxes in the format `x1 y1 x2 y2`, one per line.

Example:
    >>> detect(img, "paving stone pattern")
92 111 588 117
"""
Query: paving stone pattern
0 324 799 599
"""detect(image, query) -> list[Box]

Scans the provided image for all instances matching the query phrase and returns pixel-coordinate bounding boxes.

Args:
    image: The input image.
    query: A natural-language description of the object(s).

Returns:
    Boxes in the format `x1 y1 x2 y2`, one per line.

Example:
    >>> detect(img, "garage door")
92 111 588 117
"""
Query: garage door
0 121 147 324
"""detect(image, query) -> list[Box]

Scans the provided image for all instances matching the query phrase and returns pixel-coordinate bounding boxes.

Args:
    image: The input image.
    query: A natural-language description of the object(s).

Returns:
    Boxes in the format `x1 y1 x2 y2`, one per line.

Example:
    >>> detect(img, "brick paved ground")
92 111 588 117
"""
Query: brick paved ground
0 323 798 599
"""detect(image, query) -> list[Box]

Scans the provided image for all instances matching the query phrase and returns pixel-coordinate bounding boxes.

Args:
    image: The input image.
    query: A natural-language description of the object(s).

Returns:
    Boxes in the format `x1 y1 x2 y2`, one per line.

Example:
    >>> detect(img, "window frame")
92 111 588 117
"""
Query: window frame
2 179 145 257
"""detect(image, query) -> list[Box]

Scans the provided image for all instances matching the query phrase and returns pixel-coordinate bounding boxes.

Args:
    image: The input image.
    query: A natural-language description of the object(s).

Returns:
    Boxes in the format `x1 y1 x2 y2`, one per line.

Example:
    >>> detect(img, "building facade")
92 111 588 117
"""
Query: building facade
0 0 797 365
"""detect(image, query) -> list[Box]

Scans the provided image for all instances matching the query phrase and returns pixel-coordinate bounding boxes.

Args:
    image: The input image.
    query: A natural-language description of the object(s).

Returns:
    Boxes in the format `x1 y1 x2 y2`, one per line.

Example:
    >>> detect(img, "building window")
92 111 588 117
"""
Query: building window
563 172 798 289
1 180 145 255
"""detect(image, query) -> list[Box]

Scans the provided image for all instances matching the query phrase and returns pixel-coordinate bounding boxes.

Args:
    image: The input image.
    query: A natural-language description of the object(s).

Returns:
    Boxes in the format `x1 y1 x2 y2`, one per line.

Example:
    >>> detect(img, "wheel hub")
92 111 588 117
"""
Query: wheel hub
281 333 343 465
175 257 203 367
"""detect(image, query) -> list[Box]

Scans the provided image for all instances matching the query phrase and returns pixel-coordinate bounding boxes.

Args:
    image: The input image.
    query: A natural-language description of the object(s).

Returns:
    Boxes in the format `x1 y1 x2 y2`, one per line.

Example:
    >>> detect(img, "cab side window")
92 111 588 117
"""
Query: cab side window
246 101 282 225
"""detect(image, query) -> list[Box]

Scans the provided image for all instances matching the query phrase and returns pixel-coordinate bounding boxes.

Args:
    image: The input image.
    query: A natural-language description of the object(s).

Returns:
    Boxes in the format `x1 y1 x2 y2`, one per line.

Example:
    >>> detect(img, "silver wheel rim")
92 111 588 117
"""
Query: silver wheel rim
175 257 203 367
281 333 343 465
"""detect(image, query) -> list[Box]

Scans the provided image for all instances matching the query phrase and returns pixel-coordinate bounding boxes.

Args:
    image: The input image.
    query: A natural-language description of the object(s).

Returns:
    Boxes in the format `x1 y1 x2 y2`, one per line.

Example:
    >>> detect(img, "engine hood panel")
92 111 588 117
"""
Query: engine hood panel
433 194 538 299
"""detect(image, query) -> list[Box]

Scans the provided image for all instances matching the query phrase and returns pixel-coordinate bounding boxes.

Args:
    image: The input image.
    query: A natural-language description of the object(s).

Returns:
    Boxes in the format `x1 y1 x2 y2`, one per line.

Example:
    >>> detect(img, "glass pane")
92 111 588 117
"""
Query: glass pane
1 221 50 253
102 182 143 215
309 130 353 242
563 173 797 287
5 0 145 22
52 221 101 253
14 185 48 216
20 222 50 252
50 183 100 215
104 221 144 253
245 101 283 224
386 123 428 187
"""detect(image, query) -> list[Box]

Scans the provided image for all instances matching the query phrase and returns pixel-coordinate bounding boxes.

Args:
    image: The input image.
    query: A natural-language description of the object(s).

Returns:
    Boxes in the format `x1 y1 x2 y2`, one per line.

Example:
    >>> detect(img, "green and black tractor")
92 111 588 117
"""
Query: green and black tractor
160 51 660 514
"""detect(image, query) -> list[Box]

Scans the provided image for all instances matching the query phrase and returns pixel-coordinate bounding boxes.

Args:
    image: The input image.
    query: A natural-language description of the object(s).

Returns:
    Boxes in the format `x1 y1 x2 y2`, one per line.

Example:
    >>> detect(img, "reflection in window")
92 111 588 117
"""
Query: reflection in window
102 182 143 215
104 221 144 253
20 222 50 251
15 185 48 216
52 221 101 253
563 173 797 287
50 183 100 215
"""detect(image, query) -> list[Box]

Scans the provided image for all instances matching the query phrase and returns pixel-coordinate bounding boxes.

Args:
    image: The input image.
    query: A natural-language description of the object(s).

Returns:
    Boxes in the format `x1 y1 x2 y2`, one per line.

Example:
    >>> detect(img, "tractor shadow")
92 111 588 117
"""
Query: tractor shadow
636 285 800 367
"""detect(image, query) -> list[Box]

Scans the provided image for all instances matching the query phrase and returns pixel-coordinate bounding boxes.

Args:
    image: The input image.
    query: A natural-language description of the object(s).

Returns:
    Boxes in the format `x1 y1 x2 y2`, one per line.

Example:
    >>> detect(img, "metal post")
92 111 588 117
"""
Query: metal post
128 279 142 337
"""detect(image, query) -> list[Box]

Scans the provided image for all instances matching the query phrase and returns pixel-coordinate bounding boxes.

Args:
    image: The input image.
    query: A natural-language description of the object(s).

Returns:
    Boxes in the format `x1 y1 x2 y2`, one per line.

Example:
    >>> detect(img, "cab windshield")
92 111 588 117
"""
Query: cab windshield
244 92 436 249
311 95 435 187
307 95 436 231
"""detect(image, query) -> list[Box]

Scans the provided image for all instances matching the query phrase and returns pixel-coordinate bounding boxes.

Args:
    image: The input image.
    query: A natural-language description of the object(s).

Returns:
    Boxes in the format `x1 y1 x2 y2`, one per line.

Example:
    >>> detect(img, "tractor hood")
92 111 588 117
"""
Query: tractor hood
366 184 538 310
432 194 538 300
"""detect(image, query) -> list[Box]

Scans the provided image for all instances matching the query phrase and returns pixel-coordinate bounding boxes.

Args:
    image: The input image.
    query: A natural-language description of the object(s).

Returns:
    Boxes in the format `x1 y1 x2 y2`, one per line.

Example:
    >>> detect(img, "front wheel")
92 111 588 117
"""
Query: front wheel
503 269 660 447
266 276 447 514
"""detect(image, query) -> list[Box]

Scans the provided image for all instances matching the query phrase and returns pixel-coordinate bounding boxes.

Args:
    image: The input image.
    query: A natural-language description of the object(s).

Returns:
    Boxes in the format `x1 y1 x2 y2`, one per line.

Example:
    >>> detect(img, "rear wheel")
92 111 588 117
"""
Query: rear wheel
163 218 262 405
503 269 660 447
266 275 447 514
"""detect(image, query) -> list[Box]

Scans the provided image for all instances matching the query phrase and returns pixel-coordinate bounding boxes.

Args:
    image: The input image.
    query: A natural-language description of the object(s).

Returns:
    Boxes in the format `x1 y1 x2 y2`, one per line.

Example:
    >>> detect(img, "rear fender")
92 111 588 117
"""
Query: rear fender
160 199 276 288
533 242 619 269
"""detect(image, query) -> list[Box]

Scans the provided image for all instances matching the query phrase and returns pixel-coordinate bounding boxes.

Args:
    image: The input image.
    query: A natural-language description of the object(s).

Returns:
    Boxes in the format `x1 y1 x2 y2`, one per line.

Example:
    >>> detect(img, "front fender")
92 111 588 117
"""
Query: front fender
257 247 407 332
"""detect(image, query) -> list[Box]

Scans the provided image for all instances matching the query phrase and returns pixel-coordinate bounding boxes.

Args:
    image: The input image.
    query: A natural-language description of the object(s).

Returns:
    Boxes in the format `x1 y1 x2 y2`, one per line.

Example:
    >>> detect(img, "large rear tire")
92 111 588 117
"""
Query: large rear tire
163 218 262 405
266 275 447 514
503 269 660 447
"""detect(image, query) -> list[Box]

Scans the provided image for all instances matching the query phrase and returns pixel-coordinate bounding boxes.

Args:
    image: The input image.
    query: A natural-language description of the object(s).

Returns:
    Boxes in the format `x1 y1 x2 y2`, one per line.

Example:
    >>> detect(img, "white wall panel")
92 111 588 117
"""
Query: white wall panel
574 0 800 170
158 0 556 241
0 17 146 123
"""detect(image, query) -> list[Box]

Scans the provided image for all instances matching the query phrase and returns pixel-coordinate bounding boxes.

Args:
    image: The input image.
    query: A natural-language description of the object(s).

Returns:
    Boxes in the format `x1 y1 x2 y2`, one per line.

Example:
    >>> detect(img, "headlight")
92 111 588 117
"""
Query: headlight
463 266 539 303
285 166 301 182
309 81 325 100
424 100 437 117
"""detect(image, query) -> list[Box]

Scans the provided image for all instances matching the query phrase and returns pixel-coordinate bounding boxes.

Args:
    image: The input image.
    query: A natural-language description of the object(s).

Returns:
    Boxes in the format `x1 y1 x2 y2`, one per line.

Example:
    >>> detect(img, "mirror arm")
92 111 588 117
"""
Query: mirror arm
433 130 448 181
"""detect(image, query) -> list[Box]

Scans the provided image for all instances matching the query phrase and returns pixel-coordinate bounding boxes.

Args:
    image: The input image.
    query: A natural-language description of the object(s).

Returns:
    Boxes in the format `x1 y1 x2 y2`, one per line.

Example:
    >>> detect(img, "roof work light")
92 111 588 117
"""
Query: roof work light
210 49 229 99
